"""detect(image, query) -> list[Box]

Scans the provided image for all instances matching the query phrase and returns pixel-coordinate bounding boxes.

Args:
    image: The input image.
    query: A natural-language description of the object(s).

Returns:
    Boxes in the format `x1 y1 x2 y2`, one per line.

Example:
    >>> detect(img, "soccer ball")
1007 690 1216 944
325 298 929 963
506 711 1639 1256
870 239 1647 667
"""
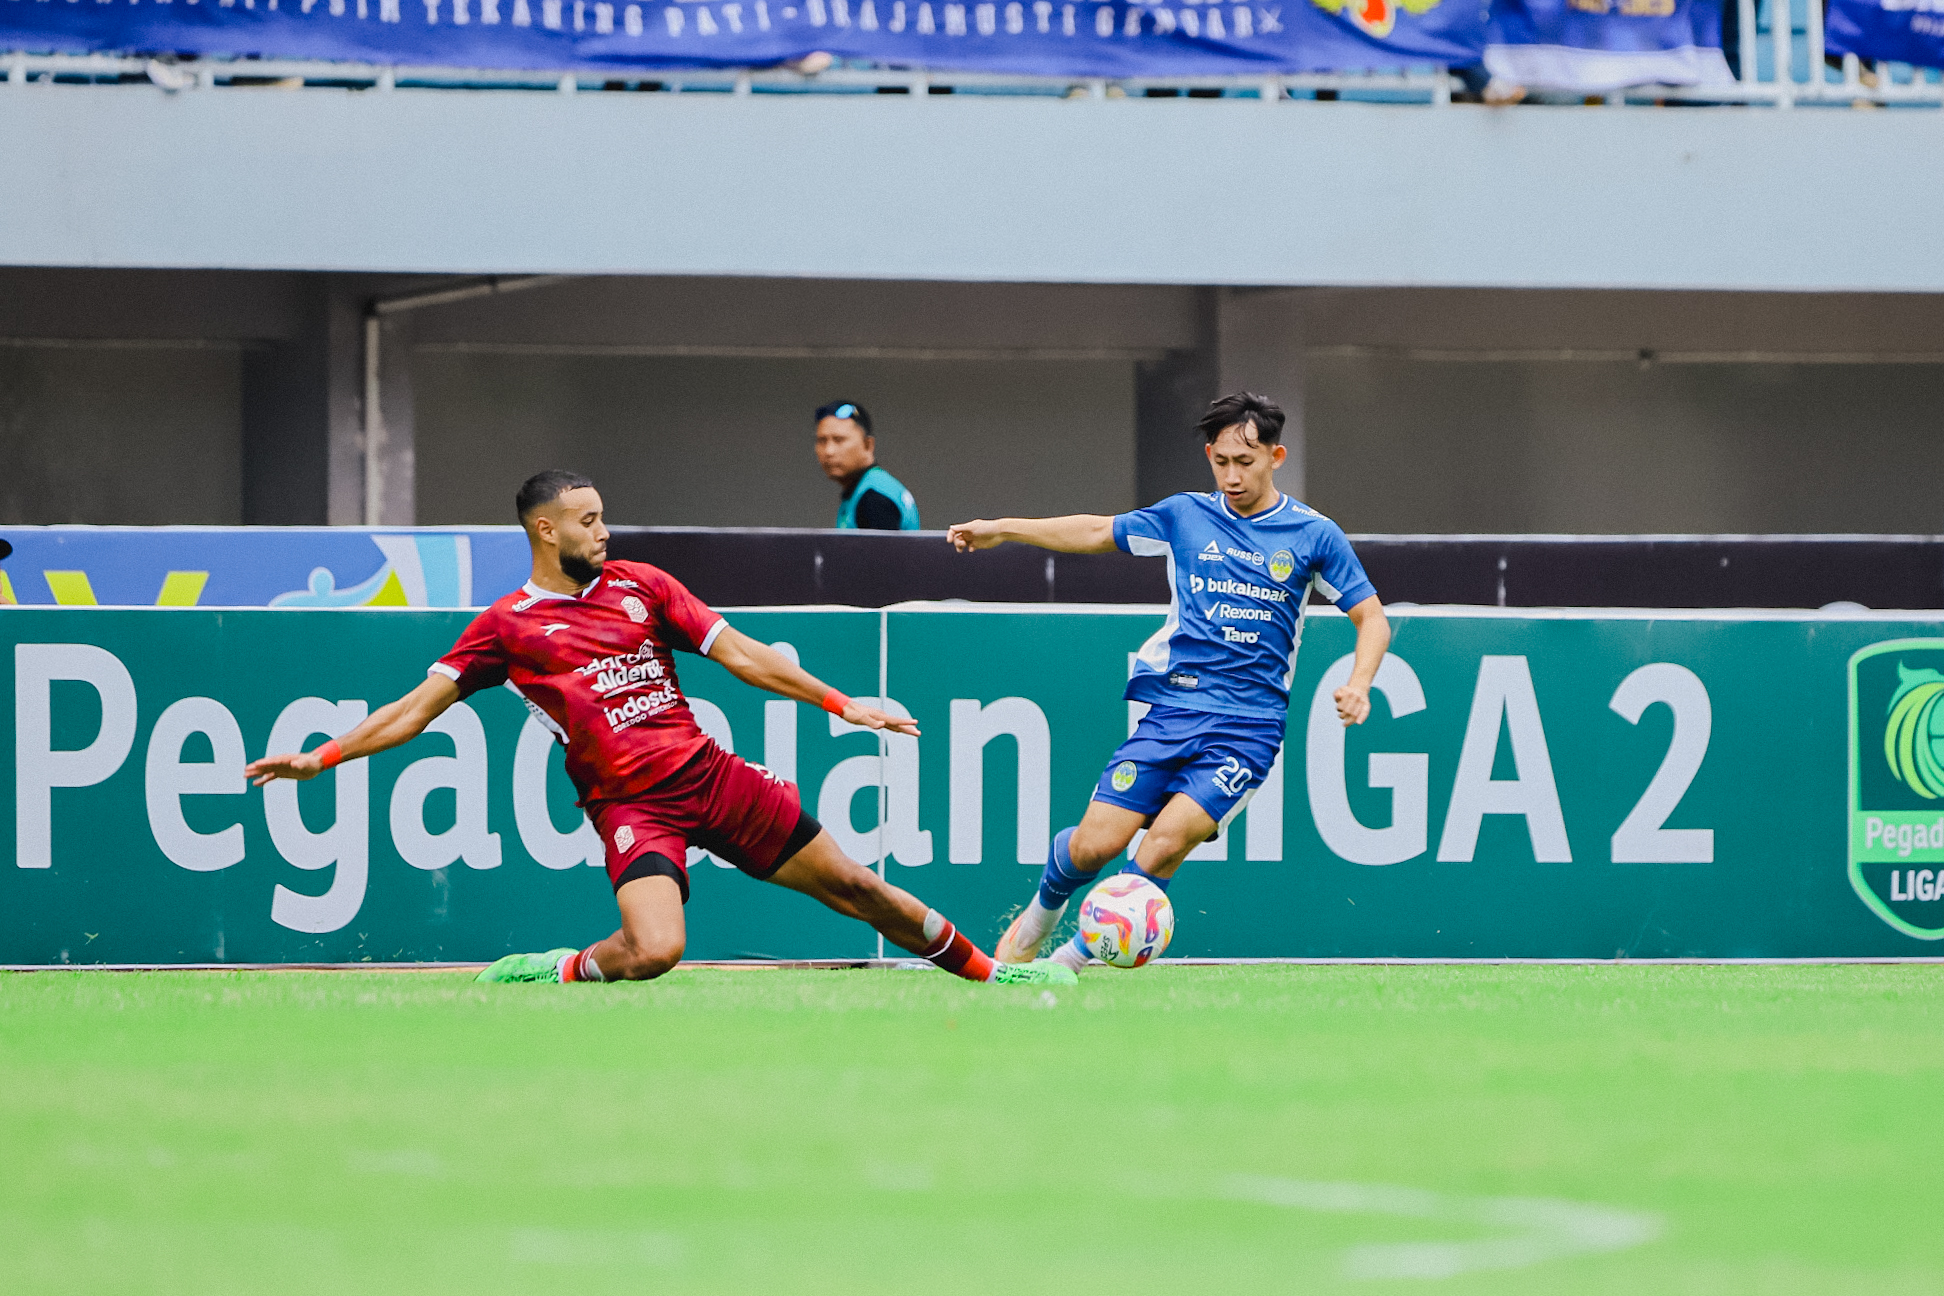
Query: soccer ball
1078 873 1175 968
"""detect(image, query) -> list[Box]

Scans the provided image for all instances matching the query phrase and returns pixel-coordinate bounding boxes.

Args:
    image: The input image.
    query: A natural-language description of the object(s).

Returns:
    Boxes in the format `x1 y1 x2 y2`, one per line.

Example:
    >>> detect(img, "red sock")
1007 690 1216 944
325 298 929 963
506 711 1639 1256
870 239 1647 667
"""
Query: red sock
920 916 995 983
559 947 604 983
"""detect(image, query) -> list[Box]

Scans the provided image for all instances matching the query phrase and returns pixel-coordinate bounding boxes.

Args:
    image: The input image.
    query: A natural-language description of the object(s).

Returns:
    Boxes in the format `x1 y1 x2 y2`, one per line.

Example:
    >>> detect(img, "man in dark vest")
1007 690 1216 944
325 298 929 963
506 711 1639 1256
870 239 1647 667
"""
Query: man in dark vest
813 400 920 530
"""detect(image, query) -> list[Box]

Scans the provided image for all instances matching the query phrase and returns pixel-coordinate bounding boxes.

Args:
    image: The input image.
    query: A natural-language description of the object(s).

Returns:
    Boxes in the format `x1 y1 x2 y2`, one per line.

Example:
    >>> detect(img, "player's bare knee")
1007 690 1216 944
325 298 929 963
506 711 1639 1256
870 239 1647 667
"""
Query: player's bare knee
614 935 684 980
1067 829 1123 874
1143 827 1203 864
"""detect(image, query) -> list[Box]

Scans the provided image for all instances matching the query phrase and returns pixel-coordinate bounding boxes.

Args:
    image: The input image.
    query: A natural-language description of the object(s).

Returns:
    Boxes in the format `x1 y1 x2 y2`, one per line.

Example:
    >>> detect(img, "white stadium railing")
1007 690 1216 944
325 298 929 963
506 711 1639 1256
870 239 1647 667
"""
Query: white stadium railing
5 20 1941 106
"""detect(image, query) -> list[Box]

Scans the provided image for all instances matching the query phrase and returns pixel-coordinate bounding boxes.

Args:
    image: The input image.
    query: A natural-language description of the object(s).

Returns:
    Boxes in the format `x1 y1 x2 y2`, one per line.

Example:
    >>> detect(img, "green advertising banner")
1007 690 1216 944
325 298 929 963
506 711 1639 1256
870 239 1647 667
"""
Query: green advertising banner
6 604 1944 963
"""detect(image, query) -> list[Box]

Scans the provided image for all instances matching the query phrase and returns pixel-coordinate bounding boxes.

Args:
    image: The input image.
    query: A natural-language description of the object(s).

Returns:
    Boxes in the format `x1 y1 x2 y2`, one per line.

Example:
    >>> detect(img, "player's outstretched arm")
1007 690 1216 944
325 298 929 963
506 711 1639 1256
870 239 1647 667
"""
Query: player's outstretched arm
245 675 463 785
705 625 920 737
946 515 1116 555
1333 595 1392 727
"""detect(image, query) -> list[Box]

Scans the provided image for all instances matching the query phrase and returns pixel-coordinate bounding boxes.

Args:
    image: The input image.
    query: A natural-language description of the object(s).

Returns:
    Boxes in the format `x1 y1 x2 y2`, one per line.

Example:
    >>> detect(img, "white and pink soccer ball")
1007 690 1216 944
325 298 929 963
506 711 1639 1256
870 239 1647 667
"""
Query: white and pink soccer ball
1078 874 1175 968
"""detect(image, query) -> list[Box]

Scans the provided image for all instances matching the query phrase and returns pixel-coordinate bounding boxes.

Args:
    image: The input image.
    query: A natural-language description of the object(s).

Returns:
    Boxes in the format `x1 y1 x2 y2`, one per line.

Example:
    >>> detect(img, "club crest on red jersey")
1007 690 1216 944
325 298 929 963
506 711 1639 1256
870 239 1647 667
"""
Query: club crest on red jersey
622 595 649 623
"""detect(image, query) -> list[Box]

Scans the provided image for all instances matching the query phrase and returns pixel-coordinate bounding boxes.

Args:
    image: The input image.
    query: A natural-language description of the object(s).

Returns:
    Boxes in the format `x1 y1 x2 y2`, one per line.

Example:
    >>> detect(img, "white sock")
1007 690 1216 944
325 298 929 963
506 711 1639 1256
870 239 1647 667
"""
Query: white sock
1050 938 1088 972
1014 897 1064 947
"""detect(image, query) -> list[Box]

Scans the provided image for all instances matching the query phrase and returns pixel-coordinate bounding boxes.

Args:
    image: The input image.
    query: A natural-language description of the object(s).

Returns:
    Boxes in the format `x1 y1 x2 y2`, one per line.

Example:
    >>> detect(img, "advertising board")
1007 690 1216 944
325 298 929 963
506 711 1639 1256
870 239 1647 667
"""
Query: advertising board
6 604 1942 963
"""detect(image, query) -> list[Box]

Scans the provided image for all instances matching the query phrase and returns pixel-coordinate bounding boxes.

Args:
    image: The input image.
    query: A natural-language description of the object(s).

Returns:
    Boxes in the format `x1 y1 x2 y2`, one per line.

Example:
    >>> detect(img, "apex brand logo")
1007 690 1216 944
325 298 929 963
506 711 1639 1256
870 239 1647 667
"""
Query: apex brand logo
1197 542 1224 562
1848 640 1944 939
1226 547 1265 566
541 623 570 637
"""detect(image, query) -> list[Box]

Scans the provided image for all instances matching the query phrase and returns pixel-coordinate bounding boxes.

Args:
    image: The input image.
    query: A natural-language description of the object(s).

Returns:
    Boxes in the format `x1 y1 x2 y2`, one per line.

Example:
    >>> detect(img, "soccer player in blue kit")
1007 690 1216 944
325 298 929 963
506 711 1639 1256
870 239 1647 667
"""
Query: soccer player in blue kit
946 392 1392 971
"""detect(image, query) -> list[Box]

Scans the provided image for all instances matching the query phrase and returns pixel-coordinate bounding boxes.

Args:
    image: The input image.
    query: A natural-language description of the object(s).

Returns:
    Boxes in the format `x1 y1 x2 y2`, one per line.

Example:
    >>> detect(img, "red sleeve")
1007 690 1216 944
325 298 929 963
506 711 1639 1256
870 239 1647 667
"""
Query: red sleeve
430 608 510 697
652 569 726 655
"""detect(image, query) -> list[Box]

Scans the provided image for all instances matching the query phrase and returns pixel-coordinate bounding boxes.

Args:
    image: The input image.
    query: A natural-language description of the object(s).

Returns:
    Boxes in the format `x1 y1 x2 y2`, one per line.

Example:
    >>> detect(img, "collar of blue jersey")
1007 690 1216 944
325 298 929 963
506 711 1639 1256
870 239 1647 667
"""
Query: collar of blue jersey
1218 491 1291 522
521 574 601 601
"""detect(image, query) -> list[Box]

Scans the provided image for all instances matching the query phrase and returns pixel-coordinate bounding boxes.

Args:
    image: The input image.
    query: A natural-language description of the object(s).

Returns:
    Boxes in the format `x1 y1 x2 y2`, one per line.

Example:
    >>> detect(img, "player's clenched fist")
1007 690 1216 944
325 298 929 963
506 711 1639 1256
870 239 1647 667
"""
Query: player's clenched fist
946 520 1006 552
1333 683 1373 727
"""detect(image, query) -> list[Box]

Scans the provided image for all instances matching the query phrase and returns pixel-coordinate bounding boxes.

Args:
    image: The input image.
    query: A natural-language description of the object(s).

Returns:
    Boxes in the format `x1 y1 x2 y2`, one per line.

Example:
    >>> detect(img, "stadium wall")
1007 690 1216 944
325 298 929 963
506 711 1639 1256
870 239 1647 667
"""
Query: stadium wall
6 603 1944 964
6 271 1944 535
4 90 1944 291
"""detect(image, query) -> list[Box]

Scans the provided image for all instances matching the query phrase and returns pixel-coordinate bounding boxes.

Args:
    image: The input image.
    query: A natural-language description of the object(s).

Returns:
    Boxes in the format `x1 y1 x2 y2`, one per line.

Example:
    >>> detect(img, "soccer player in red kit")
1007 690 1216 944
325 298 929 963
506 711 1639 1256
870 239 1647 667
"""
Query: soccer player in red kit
246 470 1074 987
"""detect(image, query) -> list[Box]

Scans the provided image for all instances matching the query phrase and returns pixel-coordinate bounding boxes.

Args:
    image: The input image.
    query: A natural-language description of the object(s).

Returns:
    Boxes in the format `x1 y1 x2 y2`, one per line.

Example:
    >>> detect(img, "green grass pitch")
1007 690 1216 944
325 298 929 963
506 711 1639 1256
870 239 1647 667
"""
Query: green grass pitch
6 963 1944 1295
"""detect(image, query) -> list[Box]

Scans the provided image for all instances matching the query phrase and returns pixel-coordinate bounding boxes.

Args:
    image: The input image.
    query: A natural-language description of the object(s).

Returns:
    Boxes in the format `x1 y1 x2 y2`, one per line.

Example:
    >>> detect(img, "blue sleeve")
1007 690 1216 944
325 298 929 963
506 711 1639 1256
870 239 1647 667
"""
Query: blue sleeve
1311 523 1377 608
1112 497 1179 554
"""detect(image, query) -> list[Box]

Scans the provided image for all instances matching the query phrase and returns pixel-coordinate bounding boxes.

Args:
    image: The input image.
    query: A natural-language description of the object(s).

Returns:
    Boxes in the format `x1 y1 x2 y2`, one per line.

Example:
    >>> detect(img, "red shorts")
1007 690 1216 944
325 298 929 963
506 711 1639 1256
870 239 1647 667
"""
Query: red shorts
584 741 816 902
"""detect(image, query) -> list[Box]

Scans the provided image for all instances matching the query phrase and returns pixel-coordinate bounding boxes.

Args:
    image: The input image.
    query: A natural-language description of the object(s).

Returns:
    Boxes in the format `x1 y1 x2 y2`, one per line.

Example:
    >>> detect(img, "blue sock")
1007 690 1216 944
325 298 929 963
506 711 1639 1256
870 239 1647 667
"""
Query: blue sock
1035 827 1095 909
1118 861 1172 893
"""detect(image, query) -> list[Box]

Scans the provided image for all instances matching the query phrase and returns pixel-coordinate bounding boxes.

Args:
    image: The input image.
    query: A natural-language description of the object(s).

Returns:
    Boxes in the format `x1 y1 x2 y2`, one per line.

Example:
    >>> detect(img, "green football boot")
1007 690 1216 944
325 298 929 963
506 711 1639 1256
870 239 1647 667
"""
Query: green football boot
474 948 577 983
990 959 1079 987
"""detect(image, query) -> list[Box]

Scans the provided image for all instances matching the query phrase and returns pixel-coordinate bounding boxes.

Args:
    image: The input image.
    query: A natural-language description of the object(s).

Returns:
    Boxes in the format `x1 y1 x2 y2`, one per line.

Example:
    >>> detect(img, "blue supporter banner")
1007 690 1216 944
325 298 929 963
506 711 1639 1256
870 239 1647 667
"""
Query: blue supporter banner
0 0 1482 75
0 526 532 609
1484 0 1733 89
1827 0 1944 69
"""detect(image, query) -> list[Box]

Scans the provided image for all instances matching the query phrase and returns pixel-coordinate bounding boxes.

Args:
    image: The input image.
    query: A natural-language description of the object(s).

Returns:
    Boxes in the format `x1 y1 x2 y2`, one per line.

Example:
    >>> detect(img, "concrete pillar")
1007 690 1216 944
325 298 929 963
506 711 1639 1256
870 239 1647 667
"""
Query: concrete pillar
1216 287 1307 501
1134 288 1218 506
365 309 416 526
239 277 366 525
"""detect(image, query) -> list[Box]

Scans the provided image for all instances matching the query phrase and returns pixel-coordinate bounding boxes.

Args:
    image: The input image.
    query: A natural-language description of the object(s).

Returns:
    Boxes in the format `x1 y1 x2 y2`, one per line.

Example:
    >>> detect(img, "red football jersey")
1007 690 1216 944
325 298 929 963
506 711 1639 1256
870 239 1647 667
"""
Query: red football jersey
430 560 727 804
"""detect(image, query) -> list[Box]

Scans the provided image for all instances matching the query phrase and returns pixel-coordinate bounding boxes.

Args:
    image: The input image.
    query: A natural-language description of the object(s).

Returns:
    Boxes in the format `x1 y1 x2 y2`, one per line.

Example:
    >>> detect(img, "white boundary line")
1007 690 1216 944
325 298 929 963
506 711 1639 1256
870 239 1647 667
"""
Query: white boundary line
8 956 1944 971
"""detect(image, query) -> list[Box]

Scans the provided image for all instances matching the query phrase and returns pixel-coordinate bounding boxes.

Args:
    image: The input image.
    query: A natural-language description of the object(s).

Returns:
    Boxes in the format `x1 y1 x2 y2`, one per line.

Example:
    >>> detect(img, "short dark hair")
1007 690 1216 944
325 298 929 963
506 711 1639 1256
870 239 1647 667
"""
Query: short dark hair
1196 392 1285 446
815 400 873 437
515 469 596 522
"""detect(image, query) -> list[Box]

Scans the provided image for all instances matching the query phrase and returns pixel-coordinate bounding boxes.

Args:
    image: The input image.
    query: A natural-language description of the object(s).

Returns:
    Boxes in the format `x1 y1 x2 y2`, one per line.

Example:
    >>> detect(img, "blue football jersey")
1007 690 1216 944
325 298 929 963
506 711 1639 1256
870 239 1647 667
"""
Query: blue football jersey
1112 491 1377 720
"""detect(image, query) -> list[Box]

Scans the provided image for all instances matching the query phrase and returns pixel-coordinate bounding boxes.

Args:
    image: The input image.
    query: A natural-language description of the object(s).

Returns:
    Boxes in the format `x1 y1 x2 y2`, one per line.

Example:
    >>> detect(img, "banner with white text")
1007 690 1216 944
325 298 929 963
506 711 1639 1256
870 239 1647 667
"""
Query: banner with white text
0 0 1481 75
6 605 1944 964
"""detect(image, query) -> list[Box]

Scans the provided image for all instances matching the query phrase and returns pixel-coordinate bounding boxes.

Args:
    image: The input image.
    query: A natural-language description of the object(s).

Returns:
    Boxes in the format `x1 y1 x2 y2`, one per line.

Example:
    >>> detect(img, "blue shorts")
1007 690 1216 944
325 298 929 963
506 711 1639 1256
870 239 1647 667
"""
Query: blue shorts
1092 704 1286 832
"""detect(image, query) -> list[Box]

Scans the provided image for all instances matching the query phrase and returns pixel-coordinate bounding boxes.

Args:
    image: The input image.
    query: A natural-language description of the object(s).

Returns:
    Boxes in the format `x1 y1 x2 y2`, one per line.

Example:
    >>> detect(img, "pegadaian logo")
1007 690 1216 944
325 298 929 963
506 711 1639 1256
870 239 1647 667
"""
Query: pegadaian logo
1848 641 1944 939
